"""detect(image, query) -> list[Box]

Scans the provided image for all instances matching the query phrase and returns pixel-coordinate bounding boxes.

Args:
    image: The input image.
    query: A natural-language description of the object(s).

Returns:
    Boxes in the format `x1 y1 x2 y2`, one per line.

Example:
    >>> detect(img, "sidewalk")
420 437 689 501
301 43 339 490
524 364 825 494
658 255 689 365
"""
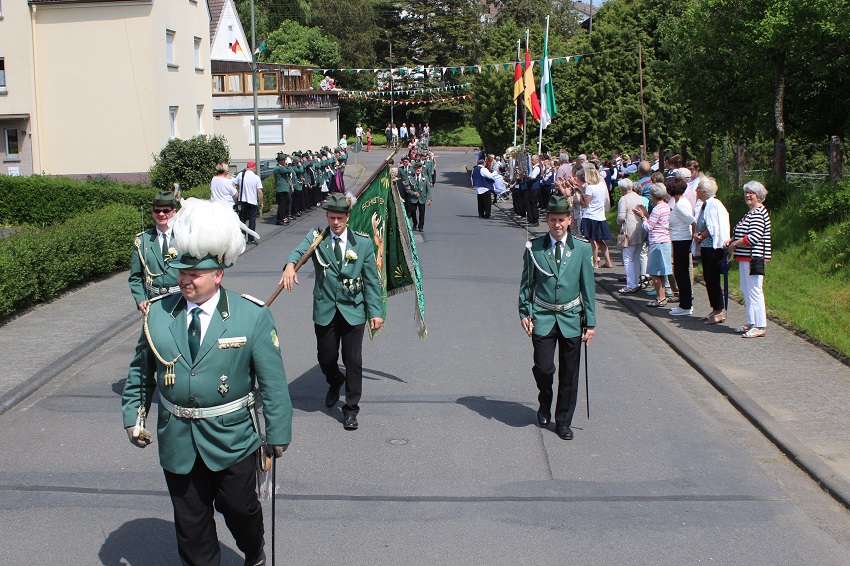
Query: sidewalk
0 154 380 415
495 200 850 509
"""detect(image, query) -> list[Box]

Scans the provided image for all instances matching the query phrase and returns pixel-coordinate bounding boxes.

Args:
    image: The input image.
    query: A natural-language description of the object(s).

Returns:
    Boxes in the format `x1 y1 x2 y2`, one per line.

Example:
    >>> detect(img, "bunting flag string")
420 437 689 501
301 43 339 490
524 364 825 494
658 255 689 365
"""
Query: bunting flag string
339 83 471 97
315 46 626 75
338 94 473 105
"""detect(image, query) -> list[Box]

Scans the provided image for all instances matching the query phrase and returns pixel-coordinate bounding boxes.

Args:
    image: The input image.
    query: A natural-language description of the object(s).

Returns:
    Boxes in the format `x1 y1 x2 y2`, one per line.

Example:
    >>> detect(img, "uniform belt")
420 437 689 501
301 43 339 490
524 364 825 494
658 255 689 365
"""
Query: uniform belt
146 284 180 296
160 392 255 419
533 296 581 312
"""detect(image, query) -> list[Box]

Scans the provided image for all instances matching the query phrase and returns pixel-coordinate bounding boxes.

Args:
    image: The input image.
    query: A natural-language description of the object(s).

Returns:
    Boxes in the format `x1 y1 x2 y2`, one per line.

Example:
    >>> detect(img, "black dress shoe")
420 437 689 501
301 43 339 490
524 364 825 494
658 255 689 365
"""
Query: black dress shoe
325 385 341 407
556 424 573 440
244 550 266 566
536 411 550 427
343 414 359 430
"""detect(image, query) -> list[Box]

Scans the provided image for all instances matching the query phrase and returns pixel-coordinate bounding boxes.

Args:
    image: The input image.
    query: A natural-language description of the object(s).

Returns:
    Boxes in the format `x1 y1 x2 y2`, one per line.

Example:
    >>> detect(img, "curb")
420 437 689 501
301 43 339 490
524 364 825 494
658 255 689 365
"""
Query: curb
0 311 140 416
596 276 850 511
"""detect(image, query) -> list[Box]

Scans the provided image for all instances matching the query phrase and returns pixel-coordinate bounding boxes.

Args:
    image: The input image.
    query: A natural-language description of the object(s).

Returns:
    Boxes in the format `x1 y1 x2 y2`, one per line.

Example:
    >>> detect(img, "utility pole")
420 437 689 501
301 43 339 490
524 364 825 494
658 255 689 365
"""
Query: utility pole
250 0 260 171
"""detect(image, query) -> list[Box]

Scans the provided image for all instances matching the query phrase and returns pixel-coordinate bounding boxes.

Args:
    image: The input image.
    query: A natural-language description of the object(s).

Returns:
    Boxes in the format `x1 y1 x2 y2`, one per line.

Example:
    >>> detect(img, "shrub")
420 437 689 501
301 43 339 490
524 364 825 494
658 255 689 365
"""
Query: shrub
801 179 850 229
0 204 140 318
149 135 230 192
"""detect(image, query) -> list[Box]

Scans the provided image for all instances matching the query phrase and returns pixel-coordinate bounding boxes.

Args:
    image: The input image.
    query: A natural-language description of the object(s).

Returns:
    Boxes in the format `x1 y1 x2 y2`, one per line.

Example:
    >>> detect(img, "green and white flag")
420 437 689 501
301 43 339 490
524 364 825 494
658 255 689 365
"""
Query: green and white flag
539 20 557 130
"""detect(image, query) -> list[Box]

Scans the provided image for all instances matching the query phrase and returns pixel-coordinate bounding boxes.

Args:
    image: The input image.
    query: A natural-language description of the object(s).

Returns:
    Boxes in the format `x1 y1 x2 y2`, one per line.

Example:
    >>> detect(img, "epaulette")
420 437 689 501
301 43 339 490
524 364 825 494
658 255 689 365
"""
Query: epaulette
354 230 370 238
149 293 172 304
241 294 265 307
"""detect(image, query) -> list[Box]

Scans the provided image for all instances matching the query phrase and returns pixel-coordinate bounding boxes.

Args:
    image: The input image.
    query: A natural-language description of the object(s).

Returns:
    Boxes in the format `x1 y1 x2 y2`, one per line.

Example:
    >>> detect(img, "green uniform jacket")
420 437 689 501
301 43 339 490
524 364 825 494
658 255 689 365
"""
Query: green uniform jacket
285 228 383 326
121 289 293 474
128 228 179 307
292 162 304 191
518 233 596 337
397 165 412 191
407 173 432 204
274 164 294 193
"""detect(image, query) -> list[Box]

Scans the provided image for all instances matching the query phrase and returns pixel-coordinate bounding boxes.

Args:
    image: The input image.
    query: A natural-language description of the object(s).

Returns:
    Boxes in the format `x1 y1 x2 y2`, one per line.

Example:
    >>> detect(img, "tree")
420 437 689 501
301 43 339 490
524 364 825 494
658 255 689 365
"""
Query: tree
263 20 341 68
149 135 230 192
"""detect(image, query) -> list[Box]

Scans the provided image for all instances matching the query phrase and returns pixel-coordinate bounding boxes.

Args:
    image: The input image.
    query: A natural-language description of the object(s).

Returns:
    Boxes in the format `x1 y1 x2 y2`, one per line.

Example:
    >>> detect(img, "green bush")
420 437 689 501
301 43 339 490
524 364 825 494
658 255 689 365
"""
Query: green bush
149 135 230 191
800 179 850 229
0 204 140 319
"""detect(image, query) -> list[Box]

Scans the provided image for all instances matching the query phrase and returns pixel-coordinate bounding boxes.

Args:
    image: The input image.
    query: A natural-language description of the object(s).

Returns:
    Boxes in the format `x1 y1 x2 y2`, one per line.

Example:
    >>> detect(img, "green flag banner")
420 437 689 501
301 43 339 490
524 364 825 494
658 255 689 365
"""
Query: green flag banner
347 163 427 339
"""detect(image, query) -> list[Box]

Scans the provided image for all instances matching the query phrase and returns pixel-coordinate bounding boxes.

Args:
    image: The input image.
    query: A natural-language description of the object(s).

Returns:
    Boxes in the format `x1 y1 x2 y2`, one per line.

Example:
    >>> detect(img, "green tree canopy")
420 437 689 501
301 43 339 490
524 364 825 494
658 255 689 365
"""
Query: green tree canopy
263 20 341 68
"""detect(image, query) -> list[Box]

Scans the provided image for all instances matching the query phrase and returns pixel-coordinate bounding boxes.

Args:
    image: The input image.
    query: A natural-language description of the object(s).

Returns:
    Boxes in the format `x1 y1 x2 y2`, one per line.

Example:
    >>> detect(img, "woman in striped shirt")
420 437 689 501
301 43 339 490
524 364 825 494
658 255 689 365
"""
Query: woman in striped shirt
634 183 672 306
727 181 772 338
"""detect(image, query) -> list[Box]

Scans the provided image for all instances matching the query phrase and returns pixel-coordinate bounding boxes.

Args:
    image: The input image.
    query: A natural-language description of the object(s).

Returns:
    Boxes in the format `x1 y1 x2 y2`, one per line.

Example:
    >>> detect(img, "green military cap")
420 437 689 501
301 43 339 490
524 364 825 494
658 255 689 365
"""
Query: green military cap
170 253 228 270
150 189 178 207
276 152 287 162
322 193 351 213
412 161 424 168
546 195 573 214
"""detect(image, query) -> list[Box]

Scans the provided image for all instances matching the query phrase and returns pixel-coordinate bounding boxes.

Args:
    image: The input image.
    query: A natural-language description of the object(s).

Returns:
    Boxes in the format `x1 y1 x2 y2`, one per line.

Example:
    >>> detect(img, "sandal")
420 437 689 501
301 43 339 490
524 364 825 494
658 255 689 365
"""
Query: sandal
735 324 754 333
742 327 766 338
703 313 726 325
647 298 669 307
618 287 638 294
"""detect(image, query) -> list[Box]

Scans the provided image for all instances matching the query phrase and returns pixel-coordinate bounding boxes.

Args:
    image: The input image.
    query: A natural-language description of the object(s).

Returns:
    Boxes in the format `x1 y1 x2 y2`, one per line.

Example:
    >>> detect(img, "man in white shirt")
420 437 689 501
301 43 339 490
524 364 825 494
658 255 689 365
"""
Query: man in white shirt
470 159 496 219
355 124 364 144
339 136 348 151
234 161 264 245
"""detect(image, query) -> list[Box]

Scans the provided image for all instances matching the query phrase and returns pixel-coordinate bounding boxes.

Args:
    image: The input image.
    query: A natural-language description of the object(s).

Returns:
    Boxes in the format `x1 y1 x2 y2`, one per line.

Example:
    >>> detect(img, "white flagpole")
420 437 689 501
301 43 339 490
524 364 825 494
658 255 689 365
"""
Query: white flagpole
537 16 549 155
513 39 520 147
522 30 528 155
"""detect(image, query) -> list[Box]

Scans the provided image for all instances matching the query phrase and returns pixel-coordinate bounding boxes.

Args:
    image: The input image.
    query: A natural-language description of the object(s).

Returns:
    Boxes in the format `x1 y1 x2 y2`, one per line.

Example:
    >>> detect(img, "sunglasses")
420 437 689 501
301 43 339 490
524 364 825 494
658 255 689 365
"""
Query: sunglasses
153 208 175 214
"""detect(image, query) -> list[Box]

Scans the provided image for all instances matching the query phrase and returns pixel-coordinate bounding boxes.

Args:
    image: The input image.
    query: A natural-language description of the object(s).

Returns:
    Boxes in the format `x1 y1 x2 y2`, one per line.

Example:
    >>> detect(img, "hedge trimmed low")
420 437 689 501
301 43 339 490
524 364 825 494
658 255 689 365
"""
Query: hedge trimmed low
0 176 212 227
0 204 140 319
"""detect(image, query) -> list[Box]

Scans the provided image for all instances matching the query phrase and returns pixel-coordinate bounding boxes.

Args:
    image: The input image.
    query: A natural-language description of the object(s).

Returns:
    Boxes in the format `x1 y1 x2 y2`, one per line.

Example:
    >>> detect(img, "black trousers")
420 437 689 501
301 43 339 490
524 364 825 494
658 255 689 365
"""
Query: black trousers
409 202 426 229
163 454 264 566
477 191 491 218
238 203 258 242
672 239 693 309
526 190 539 223
276 192 291 223
315 310 365 416
513 189 526 217
701 246 725 311
293 190 304 214
531 325 582 426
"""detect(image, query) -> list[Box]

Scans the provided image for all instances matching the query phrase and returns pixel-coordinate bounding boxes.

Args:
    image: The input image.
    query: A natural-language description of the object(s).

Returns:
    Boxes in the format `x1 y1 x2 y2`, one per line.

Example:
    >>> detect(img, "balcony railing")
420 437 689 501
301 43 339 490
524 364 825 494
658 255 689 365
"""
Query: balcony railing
280 91 338 110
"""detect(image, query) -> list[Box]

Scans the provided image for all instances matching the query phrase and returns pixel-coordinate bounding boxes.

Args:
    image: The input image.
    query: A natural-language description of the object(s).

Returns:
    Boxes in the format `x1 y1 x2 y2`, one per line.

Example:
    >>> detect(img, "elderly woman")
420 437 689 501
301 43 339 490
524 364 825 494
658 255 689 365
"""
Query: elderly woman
616 178 646 293
581 166 613 268
666 177 696 315
210 162 237 206
634 183 672 306
727 181 772 338
694 175 731 324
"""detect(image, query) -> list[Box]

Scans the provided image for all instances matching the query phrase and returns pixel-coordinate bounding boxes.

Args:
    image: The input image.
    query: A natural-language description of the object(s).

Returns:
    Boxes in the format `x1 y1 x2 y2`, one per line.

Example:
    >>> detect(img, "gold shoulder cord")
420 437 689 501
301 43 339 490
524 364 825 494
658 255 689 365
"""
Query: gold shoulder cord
136 239 167 286
143 310 182 386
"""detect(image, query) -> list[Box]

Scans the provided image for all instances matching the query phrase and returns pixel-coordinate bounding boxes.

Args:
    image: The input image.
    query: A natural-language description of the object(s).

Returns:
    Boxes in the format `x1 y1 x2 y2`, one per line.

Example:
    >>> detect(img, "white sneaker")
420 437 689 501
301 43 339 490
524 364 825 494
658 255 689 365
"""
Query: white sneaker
669 306 693 316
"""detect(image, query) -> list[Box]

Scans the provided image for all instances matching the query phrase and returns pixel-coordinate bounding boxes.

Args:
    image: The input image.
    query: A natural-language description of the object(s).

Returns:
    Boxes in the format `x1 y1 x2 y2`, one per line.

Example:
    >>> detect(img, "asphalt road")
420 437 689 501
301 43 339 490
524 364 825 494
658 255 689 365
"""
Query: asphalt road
2 149 850 565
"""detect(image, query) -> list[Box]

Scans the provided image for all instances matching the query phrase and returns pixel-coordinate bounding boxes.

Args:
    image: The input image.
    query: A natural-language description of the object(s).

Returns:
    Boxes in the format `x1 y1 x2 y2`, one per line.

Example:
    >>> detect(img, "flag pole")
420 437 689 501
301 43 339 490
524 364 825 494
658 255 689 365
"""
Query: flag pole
513 40 520 147
537 16 549 155
250 0 261 178
522 30 528 155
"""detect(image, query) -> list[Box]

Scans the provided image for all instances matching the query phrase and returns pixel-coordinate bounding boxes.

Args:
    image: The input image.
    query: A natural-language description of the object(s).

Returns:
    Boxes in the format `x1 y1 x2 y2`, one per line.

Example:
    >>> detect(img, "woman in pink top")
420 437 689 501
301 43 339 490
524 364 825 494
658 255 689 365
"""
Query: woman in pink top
634 183 672 306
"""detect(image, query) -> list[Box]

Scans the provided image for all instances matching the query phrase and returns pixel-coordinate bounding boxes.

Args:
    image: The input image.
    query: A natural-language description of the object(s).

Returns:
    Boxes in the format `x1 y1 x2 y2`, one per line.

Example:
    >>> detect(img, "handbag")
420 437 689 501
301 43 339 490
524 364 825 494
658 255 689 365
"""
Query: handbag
617 231 629 249
750 256 765 275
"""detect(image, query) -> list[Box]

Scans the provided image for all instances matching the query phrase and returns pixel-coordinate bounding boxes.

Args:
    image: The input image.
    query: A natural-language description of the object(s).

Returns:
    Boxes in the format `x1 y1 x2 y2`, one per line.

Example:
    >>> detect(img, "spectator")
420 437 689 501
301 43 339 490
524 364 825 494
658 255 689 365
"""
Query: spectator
539 158 555 209
366 128 372 152
685 160 700 212
391 124 399 148
234 161 263 245
210 162 237 205
556 151 572 181
633 183 672 306
666 177 696 315
400 123 408 144
616 178 646 293
727 181 772 338
694 175 731 325
637 160 653 202
580 166 612 269
355 124 364 145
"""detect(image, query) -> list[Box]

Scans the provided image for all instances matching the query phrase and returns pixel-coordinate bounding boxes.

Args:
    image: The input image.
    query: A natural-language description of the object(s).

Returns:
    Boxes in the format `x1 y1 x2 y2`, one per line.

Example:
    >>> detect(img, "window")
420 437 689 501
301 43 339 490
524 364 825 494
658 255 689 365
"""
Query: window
166 30 176 67
5 129 19 160
0 58 6 93
212 75 225 93
169 106 178 138
212 74 244 94
261 72 278 92
250 119 284 144
194 37 202 70
227 74 242 93
196 105 204 134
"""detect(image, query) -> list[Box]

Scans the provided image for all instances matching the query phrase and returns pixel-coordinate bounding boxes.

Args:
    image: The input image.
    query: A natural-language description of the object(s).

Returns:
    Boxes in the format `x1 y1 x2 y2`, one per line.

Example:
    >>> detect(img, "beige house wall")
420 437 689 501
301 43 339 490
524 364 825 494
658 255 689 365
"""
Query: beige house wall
0 1 37 175
30 0 212 178
214 108 338 163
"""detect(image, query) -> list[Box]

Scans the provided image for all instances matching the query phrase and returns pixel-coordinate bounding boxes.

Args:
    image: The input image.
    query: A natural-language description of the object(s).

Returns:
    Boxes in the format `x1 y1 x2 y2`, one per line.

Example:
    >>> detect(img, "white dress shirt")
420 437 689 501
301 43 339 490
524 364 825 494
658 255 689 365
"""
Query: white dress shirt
186 289 220 344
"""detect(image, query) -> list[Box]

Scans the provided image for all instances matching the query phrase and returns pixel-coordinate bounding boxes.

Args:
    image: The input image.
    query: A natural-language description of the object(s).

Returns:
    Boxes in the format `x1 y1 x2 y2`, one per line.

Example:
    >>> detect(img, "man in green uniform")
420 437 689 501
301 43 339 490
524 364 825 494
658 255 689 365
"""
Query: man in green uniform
406 161 432 232
274 153 294 225
518 195 596 440
278 194 383 430
128 190 179 313
123 197 292 566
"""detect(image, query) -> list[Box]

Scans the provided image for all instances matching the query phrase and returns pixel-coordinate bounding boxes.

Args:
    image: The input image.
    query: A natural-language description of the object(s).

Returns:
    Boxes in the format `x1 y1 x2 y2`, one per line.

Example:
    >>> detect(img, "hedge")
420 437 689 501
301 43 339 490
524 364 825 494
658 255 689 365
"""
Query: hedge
0 204 141 318
0 176 211 227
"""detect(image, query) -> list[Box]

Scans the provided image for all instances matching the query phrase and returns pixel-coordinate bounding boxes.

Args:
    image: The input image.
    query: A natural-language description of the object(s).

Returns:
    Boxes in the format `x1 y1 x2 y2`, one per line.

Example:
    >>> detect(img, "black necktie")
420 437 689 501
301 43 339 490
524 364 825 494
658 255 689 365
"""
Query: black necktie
188 307 202 361
555 241 562 265
161 233 168 259
333 236 343 267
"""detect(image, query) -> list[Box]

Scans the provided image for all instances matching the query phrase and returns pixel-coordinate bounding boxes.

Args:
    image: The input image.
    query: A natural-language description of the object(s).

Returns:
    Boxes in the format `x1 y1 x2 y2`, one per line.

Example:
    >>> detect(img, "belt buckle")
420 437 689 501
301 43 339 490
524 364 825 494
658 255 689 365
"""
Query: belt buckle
555 305 563 312
179 407 195 419
159 287 168 294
